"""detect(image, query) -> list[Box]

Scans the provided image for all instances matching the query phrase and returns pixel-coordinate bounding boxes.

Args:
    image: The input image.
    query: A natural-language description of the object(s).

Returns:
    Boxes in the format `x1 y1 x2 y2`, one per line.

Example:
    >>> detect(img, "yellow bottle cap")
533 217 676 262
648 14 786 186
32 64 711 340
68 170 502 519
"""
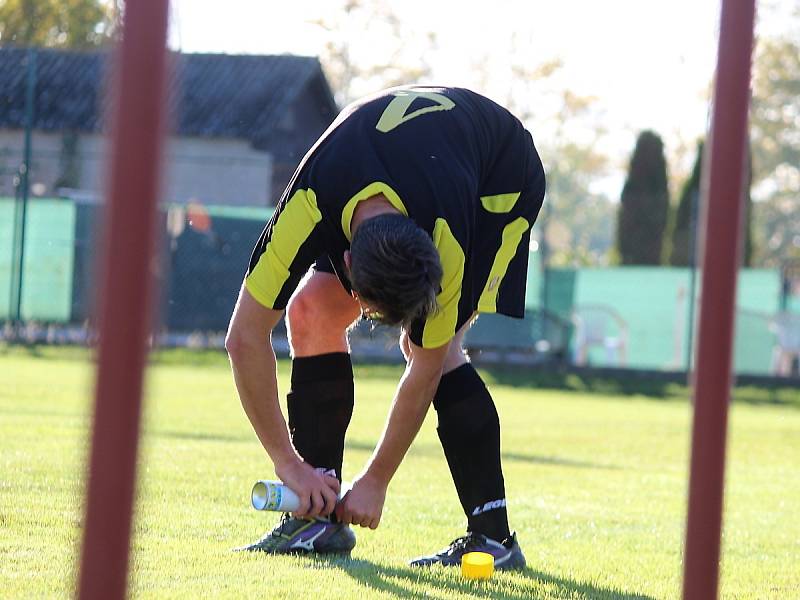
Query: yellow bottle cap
461 551 494 579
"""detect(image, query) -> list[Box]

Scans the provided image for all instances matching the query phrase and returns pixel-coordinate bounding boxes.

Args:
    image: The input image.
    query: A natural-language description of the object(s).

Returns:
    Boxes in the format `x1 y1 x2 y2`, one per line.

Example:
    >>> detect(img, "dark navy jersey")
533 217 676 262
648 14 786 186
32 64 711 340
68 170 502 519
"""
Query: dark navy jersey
246 86 545 348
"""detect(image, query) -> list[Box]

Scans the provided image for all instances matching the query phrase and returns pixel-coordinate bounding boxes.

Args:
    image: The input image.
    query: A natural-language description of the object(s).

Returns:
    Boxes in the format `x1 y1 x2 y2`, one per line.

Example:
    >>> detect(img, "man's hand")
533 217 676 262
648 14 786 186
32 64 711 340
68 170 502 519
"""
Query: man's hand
276 459 341 518
335 472 387 529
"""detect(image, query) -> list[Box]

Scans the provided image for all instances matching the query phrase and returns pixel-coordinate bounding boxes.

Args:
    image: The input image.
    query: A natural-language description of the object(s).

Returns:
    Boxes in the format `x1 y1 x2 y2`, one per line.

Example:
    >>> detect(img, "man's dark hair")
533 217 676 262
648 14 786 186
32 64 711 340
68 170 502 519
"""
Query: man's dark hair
349 213 443 328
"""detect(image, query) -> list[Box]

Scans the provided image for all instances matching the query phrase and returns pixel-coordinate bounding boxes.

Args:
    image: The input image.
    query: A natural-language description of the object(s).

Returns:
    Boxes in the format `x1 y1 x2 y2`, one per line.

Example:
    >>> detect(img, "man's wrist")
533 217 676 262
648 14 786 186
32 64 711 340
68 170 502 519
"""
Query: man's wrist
273 449 302 474
362 462 392 487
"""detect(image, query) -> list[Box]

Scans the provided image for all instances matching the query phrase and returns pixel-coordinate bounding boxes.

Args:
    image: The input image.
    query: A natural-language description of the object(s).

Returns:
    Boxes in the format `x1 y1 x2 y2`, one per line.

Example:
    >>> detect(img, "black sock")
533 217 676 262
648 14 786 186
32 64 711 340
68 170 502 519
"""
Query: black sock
287 353 354 481
433 363 510 542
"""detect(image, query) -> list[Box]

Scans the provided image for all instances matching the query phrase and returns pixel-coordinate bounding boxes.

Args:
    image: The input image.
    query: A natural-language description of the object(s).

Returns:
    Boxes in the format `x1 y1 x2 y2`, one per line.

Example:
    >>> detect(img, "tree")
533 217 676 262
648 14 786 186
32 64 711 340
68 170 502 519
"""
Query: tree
669 141 703 266
742 148 755 267
307 0 435 105
669 140 755 267
750 32 800 267
309 12 617 266
0 0 118 49
538 132 615 267
505 54 615 266
616 131 669 265
753 195 800 267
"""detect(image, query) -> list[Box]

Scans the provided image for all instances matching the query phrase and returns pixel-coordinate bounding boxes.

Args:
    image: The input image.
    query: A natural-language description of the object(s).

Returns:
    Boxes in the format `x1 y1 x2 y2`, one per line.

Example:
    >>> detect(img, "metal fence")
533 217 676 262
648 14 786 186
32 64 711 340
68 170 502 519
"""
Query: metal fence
2 48 798 377
1 196 271 336
2 194 799 376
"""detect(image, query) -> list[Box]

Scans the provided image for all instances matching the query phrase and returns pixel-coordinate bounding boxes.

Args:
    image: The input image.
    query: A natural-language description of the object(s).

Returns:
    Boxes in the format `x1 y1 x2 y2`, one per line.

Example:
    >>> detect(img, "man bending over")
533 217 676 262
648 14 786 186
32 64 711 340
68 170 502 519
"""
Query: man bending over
225 86 545 568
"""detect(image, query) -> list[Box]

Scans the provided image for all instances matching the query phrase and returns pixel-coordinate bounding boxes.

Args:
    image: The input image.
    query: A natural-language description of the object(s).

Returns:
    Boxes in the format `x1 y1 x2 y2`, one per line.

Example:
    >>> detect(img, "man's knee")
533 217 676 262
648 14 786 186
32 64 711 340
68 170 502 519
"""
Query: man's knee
285 275 359 349
287 289 328 340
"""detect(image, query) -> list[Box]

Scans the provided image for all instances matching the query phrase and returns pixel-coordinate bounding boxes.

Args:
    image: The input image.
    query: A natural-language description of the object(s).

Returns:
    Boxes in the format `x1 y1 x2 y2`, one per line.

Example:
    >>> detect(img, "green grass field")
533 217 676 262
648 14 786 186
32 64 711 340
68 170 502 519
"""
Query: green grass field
1 346 799 599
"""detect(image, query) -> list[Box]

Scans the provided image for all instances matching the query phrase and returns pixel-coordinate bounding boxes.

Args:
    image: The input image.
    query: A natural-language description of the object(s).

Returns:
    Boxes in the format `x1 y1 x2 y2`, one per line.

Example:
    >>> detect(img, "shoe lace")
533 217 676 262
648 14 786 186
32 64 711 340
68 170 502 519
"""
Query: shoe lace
273 512 295 537
446 532 484 555
253 513 294 544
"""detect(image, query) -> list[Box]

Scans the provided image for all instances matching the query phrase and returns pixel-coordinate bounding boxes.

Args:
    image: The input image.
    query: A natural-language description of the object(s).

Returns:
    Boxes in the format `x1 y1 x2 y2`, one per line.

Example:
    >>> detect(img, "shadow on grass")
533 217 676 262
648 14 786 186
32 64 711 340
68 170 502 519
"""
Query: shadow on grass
3 345 799 408
729 384 800 407
148 429 251 444
143 432 620 471
0 343 84 361
346 439 620 471
308 555 653 600
478 364 800 408
480 367 685 400
500 451 620 470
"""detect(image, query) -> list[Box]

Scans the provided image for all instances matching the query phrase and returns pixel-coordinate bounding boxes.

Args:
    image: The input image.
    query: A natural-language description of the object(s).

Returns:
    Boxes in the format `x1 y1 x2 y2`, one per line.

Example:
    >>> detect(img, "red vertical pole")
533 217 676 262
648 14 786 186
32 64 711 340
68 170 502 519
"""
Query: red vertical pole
682 1 755 599
77 1 170 599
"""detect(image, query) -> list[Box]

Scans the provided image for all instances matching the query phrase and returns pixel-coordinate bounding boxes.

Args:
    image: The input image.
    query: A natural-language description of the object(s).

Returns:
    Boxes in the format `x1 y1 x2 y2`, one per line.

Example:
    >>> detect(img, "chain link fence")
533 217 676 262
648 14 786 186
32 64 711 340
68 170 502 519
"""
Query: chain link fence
3 188 798 377
2 48 799 377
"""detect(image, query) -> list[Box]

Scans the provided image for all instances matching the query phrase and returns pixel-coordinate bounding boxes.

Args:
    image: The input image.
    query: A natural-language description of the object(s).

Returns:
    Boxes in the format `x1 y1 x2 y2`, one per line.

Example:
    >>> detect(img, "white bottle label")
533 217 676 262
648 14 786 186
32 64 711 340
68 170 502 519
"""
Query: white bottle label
251 480 300 512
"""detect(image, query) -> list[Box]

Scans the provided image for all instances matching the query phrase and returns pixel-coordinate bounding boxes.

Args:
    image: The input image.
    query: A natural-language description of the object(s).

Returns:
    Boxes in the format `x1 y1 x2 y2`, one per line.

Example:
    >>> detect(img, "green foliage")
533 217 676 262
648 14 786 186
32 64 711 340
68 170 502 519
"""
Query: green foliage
616 131 670 265
668 142 703 266
506 71 616 267
540 138 616 267
750 34 800 266
2 348 800 598
0 0 117 49
668 141 754 267
309 0 435 105
751 36 800 186
742 148 755 267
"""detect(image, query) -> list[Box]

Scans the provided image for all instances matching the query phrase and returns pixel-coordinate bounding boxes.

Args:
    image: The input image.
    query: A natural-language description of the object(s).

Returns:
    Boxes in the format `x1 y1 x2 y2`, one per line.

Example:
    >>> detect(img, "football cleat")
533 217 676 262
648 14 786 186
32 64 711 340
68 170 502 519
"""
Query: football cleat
236 513 356 555
408 531 526 570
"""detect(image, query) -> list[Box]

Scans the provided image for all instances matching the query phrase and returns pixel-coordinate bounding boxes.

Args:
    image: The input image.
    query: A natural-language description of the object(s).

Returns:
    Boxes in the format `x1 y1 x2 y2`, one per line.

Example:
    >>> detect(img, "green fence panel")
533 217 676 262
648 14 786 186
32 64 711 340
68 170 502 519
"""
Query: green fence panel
737 269 780 312
0 199 789 374
733 270 781 375
525 262 540 310
572 267 691 370
0 198 15 319
568 267 781 374
525 262 577 318
0 197 76 322
733 309 775 375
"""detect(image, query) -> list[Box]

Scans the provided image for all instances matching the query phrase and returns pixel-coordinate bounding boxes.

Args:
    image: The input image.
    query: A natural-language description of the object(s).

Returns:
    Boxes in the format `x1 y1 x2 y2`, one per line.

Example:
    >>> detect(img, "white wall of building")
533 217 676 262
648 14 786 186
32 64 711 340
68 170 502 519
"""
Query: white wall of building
0 130 273 207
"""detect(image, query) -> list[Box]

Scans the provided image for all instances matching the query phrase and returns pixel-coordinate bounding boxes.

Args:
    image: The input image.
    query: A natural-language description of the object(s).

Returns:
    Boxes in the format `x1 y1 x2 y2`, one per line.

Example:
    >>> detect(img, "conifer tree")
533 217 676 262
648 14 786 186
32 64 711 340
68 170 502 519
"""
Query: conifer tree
616 131 670 265
669 141 754 267
669 142 703 266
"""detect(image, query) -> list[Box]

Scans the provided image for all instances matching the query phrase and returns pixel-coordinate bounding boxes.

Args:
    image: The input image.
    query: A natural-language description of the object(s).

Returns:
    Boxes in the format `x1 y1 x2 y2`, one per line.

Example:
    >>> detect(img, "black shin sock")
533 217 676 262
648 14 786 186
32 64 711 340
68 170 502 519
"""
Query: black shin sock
287 353 354 481
433 363 510 542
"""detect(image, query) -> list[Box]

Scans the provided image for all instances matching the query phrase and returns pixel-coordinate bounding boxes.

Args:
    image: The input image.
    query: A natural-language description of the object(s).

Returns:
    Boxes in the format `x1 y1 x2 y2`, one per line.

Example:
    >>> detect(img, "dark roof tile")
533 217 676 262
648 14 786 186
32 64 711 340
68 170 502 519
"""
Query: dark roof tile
0 47 334 146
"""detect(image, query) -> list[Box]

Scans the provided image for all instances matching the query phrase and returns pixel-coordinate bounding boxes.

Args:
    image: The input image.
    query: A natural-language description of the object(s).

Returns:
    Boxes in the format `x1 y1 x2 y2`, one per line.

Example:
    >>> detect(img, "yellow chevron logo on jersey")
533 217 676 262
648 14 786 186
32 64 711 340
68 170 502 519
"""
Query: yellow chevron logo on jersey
375 91 456 133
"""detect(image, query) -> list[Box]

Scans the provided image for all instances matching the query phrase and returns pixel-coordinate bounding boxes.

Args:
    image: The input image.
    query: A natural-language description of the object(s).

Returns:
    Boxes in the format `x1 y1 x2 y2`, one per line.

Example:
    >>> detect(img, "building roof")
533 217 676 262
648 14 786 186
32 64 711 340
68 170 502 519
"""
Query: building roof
0 47 337 148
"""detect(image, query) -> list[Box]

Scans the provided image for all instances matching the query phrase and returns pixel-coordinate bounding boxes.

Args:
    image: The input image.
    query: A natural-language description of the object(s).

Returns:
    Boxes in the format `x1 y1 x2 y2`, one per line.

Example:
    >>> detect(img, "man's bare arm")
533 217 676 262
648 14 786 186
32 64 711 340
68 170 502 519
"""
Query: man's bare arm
364 340 449 485
225 285 339 516
336 337 449 528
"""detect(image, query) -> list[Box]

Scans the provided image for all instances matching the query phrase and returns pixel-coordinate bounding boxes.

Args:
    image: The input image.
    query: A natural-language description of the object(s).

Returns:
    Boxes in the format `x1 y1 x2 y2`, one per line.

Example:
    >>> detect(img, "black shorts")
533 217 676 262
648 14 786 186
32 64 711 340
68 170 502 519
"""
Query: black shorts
313 254 352 293
467 132 544 321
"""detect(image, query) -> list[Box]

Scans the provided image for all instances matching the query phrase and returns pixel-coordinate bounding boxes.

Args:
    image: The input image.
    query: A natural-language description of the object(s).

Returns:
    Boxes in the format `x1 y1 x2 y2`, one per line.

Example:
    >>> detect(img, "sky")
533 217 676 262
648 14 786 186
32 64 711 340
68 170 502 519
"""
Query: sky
167 0 782 198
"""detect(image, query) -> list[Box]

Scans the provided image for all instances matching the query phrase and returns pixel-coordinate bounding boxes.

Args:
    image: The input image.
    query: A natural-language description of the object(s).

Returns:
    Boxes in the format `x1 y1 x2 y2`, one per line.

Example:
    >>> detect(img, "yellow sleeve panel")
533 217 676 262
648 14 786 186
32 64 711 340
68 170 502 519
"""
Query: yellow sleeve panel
245 188 322 308
340 181 408 241
477 217 530 313
422 218 465 349
480 192 521 214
